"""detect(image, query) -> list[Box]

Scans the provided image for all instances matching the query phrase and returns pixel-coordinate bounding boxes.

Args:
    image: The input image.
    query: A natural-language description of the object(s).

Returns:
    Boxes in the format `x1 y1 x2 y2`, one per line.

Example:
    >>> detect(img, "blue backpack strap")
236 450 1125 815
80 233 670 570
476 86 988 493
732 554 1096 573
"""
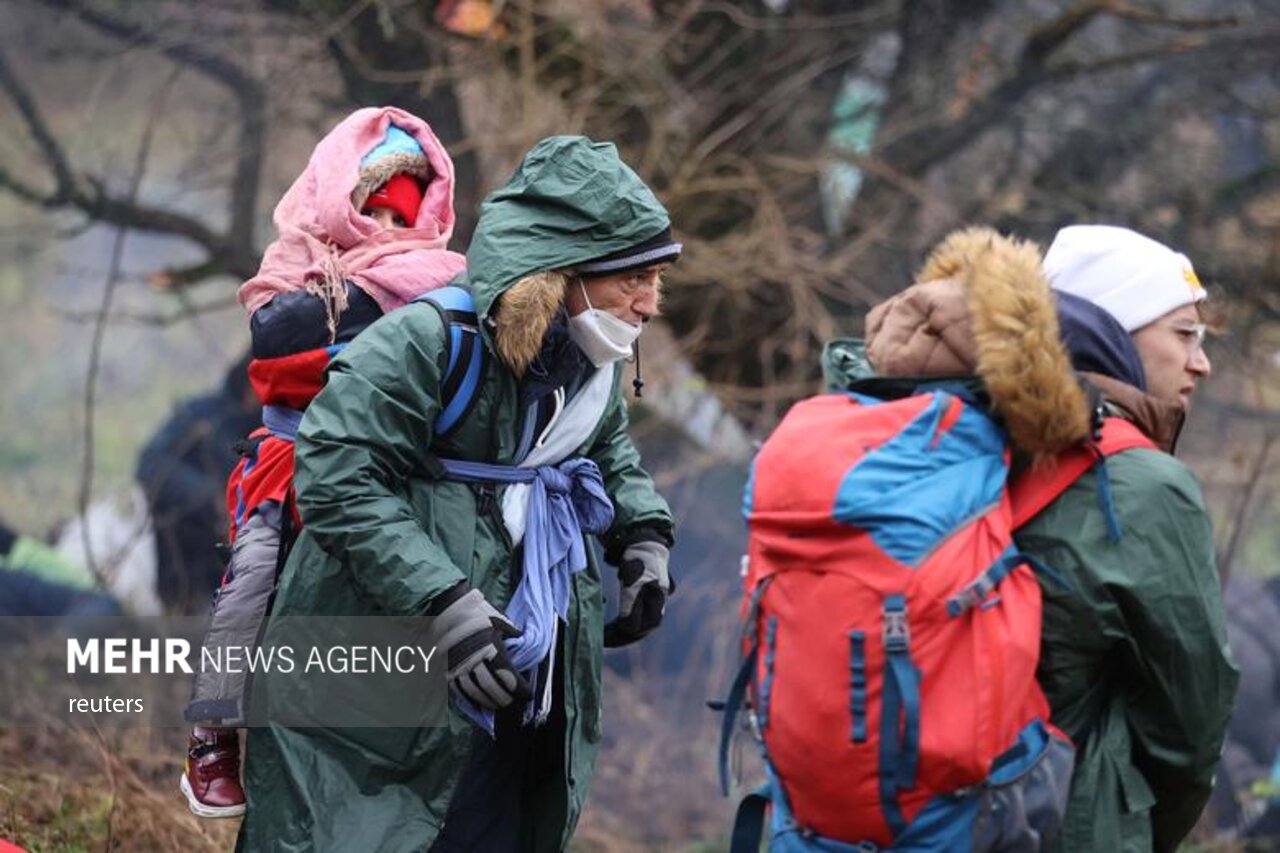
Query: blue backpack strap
850 630 868 742
718 645 757 797
879 593 920 839
413 286 487 438
716 578 774 796
730 783 771 853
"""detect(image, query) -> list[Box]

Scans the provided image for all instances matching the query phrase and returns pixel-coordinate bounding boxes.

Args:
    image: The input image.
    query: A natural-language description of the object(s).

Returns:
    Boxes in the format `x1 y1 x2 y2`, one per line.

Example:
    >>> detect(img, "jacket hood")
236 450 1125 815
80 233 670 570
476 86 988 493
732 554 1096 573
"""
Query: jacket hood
865 227 1091 457
1081 372 1185 453
1053 290 1186 452
466 136 671 374
1054 290 1146 392
239 106 465 316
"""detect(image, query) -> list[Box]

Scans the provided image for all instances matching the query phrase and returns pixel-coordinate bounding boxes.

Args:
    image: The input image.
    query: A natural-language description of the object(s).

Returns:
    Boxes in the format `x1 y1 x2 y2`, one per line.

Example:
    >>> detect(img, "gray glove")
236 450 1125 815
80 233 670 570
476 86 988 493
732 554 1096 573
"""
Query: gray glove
431 585 532 710
604 541 673 648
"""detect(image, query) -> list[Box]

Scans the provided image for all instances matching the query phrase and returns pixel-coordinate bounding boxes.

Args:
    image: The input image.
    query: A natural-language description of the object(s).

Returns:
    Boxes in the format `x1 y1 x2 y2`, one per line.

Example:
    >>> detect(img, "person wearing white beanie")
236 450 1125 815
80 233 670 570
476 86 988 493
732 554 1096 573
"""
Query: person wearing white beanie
1026 223 1237 852
1044 224 1212 410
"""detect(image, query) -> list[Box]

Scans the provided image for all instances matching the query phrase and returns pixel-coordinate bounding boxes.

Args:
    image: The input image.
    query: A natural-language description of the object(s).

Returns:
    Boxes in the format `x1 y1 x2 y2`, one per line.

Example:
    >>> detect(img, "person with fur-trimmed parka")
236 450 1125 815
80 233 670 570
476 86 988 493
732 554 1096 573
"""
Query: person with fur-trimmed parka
822 225 1237 853
235 136 677 853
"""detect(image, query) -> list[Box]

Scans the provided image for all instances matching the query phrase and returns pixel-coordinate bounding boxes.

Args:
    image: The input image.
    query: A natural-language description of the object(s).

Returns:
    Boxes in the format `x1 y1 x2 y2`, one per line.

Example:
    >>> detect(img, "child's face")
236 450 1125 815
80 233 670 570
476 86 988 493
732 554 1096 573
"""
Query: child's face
364 205 410 230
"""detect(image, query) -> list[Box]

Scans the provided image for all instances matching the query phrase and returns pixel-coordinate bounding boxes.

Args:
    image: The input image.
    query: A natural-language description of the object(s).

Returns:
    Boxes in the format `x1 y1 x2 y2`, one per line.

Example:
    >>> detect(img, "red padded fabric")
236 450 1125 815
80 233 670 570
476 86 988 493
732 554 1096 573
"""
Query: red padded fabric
247 349 332 410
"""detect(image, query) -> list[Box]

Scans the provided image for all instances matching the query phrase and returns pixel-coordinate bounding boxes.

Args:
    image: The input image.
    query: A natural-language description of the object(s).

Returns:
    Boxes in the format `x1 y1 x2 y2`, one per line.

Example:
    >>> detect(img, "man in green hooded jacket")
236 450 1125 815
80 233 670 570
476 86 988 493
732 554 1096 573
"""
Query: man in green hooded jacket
236 136 677 852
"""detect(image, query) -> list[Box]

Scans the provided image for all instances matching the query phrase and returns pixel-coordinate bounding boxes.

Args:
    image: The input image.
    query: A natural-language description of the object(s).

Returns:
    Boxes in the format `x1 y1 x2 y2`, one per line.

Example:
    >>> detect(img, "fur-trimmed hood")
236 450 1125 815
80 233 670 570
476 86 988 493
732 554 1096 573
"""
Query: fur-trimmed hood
464 136 671 375
491 270 572 375
864 227 1092 457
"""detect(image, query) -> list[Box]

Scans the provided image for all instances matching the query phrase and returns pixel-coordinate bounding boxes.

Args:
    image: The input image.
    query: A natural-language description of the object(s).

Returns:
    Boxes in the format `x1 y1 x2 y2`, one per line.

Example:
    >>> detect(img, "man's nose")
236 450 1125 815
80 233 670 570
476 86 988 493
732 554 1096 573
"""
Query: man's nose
632 287 659 321
1189 347 1211 378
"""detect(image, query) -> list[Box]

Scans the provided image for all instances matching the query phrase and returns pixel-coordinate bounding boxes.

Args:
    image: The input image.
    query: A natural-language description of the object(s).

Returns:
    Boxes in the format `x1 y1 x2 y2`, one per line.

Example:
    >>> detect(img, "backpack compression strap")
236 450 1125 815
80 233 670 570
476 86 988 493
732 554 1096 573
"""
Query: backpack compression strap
413 286 488 438
1010 417 1156 530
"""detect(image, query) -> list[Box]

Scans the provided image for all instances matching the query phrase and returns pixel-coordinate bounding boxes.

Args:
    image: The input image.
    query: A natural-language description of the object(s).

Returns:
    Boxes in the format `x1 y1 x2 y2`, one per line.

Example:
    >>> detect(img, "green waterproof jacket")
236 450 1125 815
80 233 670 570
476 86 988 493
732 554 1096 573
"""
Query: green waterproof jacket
1017 439 1238 853
236 136 674 853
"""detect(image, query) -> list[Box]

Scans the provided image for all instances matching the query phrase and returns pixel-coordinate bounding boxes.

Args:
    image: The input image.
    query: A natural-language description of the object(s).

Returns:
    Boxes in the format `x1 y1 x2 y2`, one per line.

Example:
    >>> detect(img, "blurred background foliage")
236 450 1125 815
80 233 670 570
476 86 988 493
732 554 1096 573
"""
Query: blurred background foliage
2 0 1280 848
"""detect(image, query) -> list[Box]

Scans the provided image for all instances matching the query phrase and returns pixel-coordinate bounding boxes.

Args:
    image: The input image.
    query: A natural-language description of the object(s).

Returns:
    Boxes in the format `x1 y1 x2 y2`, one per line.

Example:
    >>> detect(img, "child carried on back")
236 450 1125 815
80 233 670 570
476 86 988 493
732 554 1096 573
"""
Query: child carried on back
178 106 466 818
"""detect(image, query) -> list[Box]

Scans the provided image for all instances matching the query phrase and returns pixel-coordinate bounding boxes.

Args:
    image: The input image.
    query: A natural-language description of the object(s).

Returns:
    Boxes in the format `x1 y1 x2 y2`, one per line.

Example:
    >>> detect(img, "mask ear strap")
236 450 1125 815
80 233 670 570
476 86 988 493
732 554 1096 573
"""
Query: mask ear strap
577 277 594 313
632 339 644 398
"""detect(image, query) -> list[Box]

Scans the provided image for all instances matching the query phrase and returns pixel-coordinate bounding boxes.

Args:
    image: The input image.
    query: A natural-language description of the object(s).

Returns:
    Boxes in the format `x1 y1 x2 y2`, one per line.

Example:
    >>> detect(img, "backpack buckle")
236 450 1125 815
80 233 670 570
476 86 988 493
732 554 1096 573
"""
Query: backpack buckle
882 598 909 652
947 575 996 617
747 708 763 743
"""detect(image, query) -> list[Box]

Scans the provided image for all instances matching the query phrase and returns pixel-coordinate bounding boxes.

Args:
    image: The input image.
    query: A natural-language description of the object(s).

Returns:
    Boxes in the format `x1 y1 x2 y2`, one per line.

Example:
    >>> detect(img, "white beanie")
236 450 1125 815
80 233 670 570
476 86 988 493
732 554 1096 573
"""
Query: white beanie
1043 225 1207 332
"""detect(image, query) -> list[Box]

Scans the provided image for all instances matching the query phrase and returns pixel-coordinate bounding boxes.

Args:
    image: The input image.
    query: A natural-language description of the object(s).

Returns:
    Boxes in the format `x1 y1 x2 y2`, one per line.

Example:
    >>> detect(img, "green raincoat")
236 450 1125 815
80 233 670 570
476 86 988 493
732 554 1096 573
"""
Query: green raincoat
1017 438 1237 853
236 137 674 853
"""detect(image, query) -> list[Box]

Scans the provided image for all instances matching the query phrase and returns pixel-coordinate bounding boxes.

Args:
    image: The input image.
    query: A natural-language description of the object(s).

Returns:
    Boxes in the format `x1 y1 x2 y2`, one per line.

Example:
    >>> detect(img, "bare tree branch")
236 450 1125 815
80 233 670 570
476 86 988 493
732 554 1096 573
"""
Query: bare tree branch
0 52 257 279
35 0 257 90
0 47 77 201
1105 0 1239 31
1049 29 1280 80
28 0 267 266
78 68 179 586
678 44 866 177
692 0 896 33
875 1 1112 177
1021 0 1108 65
870 2 1262 182
1217 428 1276 585
0 163 53 205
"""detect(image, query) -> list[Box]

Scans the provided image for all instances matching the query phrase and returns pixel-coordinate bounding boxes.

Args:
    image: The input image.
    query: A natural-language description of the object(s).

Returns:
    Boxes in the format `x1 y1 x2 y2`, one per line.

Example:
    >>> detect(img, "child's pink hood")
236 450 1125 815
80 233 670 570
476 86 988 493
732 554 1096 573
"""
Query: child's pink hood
239 106 467 315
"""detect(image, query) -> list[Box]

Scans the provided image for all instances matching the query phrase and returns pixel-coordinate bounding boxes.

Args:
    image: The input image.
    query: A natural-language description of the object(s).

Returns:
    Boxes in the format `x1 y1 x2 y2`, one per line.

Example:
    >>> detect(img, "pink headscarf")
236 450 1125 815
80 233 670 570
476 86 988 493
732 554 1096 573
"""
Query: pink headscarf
238 106 467 316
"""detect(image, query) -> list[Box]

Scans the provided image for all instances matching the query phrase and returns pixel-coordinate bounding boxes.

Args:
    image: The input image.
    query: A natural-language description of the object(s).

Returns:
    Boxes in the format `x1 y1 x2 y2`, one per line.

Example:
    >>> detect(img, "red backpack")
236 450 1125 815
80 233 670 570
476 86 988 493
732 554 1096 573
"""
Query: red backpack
720 387 1153 852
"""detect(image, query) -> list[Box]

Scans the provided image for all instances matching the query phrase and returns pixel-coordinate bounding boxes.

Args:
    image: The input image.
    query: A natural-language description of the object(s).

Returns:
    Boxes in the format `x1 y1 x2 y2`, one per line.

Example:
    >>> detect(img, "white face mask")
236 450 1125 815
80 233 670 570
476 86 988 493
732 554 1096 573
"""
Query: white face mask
567 279 642 368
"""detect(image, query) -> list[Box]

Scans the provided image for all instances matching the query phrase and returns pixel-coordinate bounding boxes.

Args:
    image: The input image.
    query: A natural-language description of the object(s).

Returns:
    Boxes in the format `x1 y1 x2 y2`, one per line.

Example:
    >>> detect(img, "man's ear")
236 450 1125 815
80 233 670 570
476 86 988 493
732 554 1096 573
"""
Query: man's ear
562 273 588 315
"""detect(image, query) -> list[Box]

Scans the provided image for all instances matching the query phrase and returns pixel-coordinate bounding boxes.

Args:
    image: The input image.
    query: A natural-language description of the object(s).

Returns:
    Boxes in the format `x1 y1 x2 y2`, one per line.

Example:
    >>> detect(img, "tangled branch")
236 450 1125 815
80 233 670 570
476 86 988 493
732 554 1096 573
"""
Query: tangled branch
0 0 270 285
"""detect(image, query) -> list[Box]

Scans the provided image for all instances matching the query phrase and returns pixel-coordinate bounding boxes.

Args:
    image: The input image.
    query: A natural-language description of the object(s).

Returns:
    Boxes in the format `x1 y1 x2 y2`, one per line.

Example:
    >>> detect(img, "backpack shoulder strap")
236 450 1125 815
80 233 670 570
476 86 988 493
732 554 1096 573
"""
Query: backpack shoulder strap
412 286 488 439
1010 417 1156 529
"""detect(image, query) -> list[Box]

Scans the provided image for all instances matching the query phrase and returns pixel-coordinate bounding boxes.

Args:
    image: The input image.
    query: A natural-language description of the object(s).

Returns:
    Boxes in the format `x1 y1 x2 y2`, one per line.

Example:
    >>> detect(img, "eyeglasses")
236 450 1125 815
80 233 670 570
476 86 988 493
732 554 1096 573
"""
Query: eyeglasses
1167 322 1208 354
612 267 668 297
